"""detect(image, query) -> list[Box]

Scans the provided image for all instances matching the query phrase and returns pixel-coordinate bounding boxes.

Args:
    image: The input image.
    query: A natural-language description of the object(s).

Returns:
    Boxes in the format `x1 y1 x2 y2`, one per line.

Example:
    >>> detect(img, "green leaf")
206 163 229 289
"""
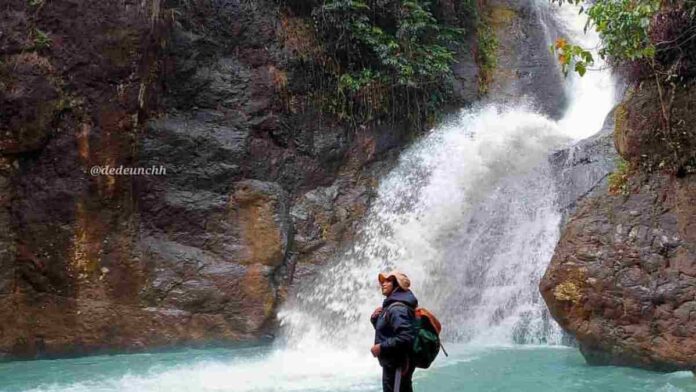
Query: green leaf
575 61 587 77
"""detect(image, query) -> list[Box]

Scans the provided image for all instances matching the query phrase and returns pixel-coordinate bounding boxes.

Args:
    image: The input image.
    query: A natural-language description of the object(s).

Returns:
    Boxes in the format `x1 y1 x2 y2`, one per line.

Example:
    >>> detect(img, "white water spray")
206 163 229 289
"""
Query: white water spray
279 107 569 352
277 1 614 353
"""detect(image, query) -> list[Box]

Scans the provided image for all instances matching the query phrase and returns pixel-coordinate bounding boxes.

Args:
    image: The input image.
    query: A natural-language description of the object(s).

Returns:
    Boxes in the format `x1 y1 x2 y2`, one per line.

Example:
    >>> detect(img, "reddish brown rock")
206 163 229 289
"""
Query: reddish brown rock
541 82 696 372
542 174 696 371
231 180 290 267
614 81 696 171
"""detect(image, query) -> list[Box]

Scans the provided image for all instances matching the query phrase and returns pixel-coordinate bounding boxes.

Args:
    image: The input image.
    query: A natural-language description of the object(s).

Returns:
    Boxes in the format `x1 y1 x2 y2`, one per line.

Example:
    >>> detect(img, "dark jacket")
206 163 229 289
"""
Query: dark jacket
371 288 418 368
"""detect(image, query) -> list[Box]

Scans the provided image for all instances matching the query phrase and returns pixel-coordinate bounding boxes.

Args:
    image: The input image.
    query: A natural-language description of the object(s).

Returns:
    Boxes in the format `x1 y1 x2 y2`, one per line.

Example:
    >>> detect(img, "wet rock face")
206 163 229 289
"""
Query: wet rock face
0 0 189 359
550 107 618 222
541 83 696 372
0 173 13 295
486 0 567 119
1 0 465 358
541 174 696 371
136 179 291 336
0 53 61 154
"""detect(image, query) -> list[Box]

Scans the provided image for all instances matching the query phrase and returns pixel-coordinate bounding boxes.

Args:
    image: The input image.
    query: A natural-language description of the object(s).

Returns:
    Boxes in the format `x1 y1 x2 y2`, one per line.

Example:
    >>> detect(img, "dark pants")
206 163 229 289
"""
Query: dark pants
382 362 416 392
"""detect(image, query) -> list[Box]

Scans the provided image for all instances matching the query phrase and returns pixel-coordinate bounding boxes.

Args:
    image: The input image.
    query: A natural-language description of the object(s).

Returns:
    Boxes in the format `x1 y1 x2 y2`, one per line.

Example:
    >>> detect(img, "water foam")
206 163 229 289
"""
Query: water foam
273 0 616 380
279 106 570 353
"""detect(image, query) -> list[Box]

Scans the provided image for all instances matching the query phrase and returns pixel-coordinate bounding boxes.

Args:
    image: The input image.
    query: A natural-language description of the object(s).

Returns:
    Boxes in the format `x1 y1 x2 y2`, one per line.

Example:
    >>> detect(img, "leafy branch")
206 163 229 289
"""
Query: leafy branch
551 37 594 76
549 0 660 74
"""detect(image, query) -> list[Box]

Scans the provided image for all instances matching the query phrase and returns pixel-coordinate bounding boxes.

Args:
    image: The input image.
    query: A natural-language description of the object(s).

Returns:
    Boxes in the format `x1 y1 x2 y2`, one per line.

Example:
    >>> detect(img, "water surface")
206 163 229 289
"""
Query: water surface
2 346 693 392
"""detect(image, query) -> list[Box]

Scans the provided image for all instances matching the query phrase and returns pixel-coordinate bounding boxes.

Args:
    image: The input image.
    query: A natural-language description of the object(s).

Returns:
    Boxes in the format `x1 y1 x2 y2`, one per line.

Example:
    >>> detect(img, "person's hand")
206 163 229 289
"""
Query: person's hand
371 307 382 319
370 344 381 357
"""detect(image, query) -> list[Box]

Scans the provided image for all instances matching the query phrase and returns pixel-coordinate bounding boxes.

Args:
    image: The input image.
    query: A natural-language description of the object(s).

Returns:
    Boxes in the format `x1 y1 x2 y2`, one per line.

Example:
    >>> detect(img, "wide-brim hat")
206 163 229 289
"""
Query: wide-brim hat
378 270 410 290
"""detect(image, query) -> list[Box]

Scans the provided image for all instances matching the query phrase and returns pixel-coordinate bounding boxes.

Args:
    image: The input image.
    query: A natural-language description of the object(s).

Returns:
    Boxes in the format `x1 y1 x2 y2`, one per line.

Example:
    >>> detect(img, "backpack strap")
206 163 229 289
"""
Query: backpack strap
394 366 402 392
385 302 415 323
387 302 408 310
386 302 413 312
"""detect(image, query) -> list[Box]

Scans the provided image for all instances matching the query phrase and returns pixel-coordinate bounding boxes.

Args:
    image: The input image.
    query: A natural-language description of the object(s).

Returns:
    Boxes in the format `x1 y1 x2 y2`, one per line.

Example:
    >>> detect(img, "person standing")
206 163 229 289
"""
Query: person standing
370 270 418 392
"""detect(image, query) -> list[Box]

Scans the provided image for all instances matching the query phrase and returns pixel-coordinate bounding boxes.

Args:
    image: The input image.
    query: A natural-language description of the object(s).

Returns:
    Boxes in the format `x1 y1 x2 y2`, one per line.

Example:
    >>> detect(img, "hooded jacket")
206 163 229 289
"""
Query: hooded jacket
371 288 418 368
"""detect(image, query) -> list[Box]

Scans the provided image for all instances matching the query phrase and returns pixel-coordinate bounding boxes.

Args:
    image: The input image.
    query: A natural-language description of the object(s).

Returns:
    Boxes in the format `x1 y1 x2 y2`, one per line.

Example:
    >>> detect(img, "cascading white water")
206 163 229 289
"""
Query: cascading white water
279 107 570 353
554 3 615 139
277 1 615 353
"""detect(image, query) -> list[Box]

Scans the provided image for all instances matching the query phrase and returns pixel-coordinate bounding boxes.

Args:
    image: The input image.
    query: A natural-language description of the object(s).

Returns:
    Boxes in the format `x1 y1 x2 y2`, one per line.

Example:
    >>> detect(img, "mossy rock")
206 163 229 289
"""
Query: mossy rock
488 6 517 29
553 281 582 303
613 100 630 159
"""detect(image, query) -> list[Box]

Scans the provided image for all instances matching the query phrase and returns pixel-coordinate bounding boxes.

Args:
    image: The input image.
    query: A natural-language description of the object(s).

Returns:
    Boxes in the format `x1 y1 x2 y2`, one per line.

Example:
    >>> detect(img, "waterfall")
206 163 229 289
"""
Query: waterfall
279 107 568 352
276 0 615 359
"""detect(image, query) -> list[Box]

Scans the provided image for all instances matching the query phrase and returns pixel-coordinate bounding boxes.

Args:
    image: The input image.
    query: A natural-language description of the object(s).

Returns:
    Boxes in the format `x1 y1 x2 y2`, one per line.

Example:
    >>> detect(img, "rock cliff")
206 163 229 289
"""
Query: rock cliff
0 0 574 359
0 0 479 358
541 79 696 371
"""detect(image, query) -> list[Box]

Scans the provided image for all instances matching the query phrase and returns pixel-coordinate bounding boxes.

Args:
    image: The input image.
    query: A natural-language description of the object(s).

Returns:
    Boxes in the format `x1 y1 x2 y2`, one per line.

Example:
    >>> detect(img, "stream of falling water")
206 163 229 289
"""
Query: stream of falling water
277 0 615 356
270 0 615 383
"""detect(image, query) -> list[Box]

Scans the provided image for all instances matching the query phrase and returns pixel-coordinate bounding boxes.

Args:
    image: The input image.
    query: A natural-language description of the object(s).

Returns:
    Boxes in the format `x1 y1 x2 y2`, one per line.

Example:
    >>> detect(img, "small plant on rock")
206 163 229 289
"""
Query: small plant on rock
608 158 631 196
477 21 498 93
32 29 52 50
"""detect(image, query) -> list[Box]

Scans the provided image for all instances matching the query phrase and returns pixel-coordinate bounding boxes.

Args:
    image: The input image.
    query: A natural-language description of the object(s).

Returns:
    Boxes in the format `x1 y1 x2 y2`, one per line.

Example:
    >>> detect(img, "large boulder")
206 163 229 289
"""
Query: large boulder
541 173 696 371
541 82 696 372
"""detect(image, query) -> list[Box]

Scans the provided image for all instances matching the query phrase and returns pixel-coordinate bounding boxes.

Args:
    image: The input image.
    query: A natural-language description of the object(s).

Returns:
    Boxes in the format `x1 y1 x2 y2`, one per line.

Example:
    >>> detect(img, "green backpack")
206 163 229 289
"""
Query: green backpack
388 303 448 369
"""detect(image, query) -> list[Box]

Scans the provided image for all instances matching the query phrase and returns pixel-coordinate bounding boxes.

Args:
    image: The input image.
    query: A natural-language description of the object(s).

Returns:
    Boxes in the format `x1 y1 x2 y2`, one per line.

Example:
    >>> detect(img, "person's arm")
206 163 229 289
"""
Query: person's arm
370 307 382 328
379 304 415 355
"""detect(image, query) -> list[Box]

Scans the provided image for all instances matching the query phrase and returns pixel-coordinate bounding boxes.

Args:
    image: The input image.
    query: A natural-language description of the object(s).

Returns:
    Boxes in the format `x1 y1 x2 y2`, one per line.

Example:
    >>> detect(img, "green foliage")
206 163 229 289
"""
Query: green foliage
309 0 464 126
586 0 659 60
477 21 498 93
550 0 660 75
608 158 631 196
320 0 462 87
28 0 44 7
32 28 51 50
338 69 378 93
551 38 593 76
